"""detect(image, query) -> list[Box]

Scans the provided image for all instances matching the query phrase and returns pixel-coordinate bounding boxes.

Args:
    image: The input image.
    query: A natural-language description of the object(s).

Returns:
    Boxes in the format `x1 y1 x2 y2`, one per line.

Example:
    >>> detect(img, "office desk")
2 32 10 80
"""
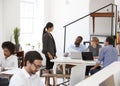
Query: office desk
51 57 96 85
0 68 20 79
0 68 20 86
51 57 96 74
0 73 13 80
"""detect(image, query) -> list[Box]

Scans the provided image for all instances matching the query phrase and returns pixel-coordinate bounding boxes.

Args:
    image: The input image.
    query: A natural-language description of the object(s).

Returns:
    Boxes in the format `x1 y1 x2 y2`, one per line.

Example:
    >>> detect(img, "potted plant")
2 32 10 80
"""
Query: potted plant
14 27 20 52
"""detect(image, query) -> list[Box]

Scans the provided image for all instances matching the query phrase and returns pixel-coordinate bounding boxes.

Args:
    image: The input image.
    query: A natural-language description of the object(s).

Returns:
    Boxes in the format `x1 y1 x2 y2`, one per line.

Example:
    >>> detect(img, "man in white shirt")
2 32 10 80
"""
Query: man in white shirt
1 41 18 68
64 36 86 57
9 51 45 86
62 36 86 74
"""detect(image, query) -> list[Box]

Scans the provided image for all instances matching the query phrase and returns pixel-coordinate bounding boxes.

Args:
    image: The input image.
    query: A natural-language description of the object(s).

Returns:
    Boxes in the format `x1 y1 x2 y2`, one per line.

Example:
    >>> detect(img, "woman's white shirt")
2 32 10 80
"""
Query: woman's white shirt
2 55 18 68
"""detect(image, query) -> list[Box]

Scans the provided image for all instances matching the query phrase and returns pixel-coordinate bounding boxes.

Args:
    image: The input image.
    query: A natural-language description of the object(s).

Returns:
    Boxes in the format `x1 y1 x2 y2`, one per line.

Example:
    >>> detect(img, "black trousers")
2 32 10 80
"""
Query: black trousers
85 66 94 75
90 66 101 75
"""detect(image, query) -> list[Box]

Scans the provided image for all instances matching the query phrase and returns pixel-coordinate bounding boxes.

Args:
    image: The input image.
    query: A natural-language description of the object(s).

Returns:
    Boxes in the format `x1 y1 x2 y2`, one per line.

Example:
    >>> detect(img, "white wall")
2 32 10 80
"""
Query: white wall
0 0 3 57
20 0 44 52
0 0 20 58
44 0 52 22
44 0 90 56
0 0 3 41
2 0 20 42
115 0 120 10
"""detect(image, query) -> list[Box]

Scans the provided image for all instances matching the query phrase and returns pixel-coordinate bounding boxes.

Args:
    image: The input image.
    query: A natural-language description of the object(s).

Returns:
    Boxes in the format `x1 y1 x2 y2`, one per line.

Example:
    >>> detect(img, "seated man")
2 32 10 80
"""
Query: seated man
9 51 45 86
63 36 86 74
90 36 118 75
64 36 86 57
1 41 18 68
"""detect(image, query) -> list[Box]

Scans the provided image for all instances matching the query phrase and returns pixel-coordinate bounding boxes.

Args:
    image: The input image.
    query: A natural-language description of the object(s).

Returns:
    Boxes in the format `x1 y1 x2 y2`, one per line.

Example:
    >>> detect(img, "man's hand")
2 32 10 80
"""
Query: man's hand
90 67 95 71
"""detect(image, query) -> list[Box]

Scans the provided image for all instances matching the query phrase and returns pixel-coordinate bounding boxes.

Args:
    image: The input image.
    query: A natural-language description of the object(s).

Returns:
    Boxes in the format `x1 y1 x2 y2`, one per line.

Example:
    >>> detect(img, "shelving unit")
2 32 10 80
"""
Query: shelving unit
90 12 114 34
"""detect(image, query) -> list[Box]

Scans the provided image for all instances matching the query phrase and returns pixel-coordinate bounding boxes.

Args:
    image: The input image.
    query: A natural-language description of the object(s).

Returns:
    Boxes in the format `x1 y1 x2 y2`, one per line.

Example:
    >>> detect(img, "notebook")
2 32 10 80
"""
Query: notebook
82 52 94 61
70 52 82 59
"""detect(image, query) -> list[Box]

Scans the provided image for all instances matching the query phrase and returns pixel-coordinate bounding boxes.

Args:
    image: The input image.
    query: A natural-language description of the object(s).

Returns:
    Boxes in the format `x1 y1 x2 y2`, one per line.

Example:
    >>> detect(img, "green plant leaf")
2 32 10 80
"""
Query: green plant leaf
14 27 20 45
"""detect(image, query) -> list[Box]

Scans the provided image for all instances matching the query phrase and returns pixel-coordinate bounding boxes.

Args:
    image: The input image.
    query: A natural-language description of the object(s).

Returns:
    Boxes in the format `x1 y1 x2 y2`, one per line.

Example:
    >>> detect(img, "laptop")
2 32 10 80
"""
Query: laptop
70 52 82 59
82 52 94 61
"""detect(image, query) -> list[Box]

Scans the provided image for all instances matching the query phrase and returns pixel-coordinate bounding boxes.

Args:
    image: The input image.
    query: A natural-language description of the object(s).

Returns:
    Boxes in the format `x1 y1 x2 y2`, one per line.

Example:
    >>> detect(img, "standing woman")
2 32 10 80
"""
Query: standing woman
42 22 56 86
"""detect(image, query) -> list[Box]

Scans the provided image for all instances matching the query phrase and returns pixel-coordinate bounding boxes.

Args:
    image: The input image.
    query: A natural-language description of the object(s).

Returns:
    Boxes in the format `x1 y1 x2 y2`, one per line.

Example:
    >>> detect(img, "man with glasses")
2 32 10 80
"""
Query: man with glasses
9 51 45 86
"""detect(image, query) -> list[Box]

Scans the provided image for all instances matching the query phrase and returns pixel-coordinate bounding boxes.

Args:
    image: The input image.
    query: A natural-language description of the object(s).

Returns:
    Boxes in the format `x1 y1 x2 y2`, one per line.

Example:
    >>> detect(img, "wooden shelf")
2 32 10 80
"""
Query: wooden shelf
90 12 114 34
90 12 114 17
90 34 110 37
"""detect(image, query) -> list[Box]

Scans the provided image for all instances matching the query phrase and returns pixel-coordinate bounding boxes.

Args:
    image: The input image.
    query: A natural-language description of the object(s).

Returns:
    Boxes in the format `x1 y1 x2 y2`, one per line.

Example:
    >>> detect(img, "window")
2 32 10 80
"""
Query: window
20 1 34 33
20 0 44 51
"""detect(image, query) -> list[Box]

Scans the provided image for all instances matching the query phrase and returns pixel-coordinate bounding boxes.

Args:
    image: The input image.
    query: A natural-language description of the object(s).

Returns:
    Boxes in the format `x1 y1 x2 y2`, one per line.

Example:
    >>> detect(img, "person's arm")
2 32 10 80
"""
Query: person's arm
90 62 100 70
63 44 74 57
43 34 54 59
42 34 49 55
47 52 54 59
97 47 104 62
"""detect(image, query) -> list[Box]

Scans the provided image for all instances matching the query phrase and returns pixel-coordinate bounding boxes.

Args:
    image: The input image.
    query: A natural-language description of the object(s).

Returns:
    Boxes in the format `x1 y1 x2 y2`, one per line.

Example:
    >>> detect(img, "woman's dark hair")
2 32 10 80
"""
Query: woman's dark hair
24 51 43 66
2 41 15 54
106 36 115 46
42 22 54 36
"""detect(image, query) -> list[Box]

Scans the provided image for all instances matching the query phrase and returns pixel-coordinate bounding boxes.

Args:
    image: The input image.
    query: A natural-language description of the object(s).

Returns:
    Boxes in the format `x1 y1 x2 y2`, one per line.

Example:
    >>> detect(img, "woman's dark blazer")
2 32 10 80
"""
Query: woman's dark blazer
42 32 56 57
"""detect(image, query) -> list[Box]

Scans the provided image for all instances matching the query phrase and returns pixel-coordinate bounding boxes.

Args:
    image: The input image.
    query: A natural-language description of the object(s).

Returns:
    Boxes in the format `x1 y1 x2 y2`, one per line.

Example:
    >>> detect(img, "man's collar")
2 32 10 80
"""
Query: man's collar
22 67 36 79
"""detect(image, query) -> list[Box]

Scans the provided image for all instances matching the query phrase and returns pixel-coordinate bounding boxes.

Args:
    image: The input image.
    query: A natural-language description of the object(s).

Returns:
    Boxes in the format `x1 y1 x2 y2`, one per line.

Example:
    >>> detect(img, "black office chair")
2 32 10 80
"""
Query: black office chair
16 51 24 68
83 41 104 46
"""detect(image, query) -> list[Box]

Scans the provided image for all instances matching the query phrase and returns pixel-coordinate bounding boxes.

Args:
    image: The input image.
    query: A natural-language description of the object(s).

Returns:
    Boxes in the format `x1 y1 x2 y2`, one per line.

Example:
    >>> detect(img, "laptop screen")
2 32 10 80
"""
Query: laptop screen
70 52 82 59
82 52 94 60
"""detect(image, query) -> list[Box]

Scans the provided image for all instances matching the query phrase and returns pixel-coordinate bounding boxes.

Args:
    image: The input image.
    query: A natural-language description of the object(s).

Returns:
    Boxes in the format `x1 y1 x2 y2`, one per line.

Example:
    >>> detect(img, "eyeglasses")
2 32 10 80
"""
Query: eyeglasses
32 63 42 69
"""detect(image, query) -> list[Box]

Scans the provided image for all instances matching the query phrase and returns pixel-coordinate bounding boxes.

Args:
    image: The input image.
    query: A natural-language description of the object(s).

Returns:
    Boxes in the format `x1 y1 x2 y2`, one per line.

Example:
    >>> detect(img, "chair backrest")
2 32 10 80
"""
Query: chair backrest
16 51 24 68
69 64 86 86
